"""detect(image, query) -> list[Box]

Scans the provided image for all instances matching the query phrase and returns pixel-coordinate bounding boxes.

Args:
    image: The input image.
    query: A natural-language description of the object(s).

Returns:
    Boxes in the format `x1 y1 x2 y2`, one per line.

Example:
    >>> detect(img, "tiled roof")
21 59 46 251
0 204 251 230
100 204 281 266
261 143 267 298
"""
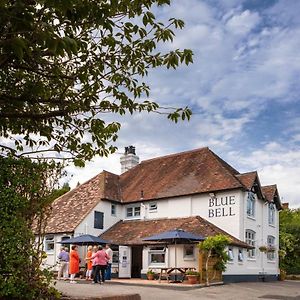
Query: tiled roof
100 216 251 248
235 171 257 190
42 147 281 233
119 147 243 202
262 185 277 202
42 171 119 233
262 184 282 209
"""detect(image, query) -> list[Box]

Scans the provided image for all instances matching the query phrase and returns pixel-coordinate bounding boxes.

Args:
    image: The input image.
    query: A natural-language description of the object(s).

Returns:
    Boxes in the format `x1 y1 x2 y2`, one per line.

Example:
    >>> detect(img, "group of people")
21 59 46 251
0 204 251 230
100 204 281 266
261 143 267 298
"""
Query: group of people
57 244 113 284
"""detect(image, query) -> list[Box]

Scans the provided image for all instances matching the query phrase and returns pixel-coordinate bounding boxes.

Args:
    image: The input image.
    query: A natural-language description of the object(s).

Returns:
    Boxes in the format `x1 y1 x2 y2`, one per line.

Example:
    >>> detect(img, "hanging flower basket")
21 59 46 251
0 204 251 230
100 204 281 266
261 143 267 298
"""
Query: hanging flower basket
259 246 267 253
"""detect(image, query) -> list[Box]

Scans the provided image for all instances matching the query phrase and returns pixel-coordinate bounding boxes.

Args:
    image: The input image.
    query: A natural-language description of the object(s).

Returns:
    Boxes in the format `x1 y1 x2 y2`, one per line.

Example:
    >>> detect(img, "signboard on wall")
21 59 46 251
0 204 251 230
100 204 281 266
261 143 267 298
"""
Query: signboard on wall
208 195 236 218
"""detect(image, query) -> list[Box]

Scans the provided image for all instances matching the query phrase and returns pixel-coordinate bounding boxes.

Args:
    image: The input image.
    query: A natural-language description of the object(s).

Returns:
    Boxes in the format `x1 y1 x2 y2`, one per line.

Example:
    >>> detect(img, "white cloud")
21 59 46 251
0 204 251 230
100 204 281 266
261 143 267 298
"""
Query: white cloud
226 10 261 35
3 0 299 208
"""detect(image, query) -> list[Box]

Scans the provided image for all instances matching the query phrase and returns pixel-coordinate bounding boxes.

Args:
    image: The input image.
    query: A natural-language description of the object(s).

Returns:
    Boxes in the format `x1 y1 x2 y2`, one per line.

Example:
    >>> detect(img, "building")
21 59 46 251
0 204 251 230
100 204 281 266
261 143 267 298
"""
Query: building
42 146 282 282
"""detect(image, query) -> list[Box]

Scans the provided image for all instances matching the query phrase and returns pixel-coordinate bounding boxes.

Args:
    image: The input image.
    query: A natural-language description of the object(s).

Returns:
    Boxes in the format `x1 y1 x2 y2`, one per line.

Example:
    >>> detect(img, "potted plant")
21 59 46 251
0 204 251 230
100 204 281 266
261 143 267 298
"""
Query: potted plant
279 269 286 281
185 270 200 284
147 269 155 280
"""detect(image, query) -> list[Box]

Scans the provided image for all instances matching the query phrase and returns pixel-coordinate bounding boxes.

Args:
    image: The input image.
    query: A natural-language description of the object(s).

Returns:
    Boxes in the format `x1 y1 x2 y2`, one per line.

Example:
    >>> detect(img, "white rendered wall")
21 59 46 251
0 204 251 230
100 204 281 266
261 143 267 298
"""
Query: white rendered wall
141 244 199 275
74 201 121 236
41 233 72 271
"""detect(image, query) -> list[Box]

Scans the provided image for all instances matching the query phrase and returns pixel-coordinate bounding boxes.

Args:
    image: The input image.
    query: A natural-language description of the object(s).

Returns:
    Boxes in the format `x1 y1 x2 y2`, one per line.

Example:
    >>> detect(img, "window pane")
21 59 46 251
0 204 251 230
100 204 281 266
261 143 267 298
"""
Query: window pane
134 206 141 216
126 207 133 217
150 253 165 264
45 235 54 252
111 204 116 215
184 245 194 257
228 248 234 261
94 211 104 229
149 203 157 211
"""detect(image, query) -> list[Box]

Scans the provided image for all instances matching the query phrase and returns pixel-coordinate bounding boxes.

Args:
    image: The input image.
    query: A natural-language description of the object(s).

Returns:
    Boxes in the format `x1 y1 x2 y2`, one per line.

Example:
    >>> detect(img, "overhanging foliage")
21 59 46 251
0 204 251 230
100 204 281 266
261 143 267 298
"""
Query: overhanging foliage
0 0 193 165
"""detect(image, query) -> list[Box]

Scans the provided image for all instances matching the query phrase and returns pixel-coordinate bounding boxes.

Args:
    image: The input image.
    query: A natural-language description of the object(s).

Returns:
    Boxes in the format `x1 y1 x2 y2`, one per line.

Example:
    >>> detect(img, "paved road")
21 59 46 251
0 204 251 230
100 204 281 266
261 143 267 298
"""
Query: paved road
56 280 300 300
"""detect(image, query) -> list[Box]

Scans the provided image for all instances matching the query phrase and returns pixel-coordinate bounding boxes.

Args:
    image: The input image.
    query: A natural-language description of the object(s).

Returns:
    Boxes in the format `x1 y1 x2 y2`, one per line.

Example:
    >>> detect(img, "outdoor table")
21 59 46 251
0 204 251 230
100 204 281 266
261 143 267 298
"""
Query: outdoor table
149 267 196 283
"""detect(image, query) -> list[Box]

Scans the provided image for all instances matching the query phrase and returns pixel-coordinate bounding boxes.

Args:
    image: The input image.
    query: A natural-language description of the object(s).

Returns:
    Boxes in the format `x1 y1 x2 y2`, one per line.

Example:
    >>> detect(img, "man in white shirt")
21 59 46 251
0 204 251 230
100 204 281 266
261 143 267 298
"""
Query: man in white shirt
105 244 113 280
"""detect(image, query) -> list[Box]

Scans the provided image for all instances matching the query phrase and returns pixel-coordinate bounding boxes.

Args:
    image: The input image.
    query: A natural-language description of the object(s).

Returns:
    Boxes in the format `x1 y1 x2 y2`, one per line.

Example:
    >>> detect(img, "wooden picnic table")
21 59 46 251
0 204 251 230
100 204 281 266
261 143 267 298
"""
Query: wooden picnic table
149 267 196 283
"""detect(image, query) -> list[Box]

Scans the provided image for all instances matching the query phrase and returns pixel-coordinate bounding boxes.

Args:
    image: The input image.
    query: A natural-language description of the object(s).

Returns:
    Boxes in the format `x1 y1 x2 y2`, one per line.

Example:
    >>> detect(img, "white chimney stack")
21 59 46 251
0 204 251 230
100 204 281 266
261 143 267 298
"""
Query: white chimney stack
120 145 139 173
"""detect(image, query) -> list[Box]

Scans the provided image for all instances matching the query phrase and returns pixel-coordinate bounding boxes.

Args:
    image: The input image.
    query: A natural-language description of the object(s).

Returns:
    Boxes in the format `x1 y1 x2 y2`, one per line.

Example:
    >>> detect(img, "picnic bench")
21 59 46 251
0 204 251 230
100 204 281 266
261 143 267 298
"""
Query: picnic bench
149 267 196 283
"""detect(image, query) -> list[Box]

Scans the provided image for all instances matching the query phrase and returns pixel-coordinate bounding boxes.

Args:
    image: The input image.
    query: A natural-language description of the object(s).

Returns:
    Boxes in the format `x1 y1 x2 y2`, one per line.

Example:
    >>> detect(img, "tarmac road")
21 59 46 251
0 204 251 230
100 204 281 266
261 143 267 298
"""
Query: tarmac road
56 280 300 300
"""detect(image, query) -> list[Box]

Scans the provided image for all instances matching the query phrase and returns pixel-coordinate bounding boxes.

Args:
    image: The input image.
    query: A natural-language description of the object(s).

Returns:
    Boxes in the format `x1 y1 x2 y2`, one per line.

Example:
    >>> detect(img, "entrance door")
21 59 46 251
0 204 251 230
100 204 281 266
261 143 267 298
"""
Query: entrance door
118 246 131 278
131 246 143 278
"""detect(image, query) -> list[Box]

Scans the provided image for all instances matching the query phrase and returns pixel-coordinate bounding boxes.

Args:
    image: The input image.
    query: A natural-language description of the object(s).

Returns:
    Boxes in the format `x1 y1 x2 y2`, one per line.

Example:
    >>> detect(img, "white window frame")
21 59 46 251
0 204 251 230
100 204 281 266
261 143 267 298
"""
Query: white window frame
111 203 116 216
183 244 195 260
149 202 157 213
45 235 55 253
245 229 256 258
228 247 234 261
268 203 275 225
267 236 276 261
247 192 255 218
126 205 141 218
148 246 166 265
238 249 244 262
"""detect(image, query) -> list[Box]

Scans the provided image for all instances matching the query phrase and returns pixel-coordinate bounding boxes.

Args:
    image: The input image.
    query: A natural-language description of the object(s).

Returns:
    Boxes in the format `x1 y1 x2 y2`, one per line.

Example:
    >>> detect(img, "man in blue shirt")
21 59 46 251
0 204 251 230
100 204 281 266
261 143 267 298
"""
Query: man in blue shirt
57 247 69 280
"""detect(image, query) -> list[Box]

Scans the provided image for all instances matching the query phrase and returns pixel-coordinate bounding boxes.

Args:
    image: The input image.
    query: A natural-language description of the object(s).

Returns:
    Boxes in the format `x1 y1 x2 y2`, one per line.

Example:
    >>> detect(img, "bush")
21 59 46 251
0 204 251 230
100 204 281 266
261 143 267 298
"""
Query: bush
0 157 62 300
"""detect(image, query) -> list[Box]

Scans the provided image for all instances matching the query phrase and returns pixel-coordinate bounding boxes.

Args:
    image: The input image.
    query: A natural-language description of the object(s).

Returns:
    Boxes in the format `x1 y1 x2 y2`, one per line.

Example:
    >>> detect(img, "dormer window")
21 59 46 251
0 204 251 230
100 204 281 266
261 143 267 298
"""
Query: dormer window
126 205 141 218
268 203 275 225
247 192 255 218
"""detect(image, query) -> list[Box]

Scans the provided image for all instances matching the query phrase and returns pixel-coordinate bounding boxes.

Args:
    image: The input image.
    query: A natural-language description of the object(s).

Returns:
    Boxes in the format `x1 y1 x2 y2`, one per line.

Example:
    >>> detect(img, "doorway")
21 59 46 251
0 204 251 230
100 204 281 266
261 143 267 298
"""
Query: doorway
131 246 143 278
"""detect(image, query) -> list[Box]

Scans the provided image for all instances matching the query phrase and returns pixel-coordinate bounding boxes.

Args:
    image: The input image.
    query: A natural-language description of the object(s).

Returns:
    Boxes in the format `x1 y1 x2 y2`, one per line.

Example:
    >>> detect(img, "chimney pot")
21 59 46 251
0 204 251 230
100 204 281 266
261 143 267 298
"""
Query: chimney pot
120 145 139 173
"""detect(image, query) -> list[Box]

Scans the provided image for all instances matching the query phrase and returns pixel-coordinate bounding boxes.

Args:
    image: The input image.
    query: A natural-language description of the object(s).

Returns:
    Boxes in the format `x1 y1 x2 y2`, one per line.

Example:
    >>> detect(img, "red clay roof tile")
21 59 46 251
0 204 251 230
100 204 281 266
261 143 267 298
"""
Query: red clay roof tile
100 216 251 248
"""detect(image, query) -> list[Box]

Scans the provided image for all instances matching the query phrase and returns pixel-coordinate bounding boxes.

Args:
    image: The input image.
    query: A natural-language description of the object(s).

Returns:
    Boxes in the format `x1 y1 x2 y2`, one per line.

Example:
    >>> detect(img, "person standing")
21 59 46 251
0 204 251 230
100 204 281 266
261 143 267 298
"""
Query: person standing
91 246 99 283
85 245 93 280
91 245 109 284
69 245 80 283
105 244 113 280
57 247 69 280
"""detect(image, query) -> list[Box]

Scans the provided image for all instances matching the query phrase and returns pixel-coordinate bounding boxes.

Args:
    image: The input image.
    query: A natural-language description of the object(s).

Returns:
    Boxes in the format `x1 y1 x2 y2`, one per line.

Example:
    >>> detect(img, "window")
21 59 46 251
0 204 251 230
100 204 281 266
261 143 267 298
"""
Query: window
126 205 141 218
45 235 54 252
268 203 275 225
149 202 157 212
183 245 195 259
111 204 116 216
61 236 71 250
112 251 119 264
245 229 256 258
238 249 244 262
94 211 104 229
149 246 166 264
267 236 276 261
247 192 255 217
228 247 234 261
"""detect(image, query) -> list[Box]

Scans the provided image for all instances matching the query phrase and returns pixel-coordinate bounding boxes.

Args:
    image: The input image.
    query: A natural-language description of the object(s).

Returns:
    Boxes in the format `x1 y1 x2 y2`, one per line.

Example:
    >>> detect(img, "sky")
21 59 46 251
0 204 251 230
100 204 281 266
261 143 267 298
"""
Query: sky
65 0 300 208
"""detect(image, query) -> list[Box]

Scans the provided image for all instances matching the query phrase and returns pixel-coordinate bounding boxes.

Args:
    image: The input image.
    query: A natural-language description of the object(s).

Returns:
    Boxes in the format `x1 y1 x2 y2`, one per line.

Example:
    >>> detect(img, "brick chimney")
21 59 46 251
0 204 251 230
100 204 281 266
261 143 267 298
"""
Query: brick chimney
120 146 139 173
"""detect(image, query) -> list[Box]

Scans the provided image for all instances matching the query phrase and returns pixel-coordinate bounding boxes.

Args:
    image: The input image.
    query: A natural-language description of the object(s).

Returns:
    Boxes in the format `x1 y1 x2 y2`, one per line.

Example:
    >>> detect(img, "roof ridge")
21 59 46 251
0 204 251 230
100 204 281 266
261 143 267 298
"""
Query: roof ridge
140 147 209 164
235 171 258 189
52 171 105 204
236 171 257 176
207 149 243 189
208 149 240 175
261 184 277 188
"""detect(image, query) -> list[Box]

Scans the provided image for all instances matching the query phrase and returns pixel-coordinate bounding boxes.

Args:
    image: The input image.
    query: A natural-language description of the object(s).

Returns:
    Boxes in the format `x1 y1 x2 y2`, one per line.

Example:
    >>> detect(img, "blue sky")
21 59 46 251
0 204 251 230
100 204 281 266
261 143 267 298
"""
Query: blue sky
66 0 300 207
